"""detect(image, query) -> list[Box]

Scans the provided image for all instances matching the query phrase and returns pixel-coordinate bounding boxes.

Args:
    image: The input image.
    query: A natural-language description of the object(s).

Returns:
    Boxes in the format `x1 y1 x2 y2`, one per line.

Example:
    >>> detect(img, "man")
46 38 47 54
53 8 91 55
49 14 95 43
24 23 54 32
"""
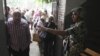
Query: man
36 16 46 55
6 11 31 56
44 16 57 56
5 6 10 21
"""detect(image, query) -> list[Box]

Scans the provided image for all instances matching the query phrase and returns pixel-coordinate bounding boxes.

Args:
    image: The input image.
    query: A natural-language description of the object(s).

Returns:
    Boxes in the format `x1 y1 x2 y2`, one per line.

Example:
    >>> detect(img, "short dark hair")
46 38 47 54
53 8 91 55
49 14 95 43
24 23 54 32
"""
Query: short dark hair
49 16 54 22
13 11 21 16
6 6 10 11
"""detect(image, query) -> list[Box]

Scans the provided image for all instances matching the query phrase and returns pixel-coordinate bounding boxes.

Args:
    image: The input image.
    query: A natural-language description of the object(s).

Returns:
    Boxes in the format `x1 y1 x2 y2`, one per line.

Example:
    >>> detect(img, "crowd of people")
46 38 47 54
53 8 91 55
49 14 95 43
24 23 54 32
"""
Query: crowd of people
5 6 57 56
5 6 87 56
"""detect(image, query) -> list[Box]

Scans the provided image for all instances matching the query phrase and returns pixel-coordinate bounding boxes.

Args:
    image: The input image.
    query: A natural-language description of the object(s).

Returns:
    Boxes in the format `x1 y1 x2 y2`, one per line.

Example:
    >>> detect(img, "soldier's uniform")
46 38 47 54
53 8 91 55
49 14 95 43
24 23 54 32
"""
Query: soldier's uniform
65 21 87 56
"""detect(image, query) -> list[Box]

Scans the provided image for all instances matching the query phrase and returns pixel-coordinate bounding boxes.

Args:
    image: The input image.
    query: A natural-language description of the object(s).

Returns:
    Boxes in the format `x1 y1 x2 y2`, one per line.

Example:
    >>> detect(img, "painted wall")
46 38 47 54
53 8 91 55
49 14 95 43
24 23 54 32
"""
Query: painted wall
0 0 9 56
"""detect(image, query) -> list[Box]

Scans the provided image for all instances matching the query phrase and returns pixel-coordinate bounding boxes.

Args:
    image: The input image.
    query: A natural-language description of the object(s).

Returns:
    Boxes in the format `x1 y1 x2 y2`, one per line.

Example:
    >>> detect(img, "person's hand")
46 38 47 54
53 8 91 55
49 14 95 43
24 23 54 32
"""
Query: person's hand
37 26 46 31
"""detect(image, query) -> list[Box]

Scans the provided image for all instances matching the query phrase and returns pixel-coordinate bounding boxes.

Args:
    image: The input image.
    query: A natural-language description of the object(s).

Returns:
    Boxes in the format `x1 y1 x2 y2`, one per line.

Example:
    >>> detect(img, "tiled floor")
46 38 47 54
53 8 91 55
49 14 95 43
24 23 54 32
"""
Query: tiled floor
29 27 40 56
29 41 40 56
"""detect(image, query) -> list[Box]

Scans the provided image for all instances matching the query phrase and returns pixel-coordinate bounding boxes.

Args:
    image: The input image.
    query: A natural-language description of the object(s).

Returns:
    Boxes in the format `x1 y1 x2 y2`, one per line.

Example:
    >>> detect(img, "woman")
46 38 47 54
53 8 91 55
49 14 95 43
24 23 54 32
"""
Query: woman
38 7 87 56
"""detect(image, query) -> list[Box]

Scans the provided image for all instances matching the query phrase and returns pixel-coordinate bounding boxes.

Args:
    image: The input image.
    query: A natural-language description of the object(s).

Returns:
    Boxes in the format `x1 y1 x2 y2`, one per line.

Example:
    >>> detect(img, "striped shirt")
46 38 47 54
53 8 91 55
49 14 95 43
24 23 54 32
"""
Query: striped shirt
6 19 31 51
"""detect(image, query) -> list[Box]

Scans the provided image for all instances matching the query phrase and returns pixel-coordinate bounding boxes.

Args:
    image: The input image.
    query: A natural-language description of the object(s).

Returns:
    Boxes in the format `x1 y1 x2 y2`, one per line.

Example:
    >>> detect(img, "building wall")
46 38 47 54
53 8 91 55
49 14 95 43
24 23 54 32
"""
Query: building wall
65 0 86 15
0 0 9 56
57 0 66 30
85 0 100 52
54 0 67 56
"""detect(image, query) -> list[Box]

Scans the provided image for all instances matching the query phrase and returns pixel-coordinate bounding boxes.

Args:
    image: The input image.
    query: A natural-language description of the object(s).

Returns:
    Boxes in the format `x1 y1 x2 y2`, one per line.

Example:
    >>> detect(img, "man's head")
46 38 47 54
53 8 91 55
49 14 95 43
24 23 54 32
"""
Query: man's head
6 6 10 13
13 11 21 23
71 7 82 22
32 10 34 16
48 16 54 22
21 10 26 16
40 16 45 23
5 6 10 18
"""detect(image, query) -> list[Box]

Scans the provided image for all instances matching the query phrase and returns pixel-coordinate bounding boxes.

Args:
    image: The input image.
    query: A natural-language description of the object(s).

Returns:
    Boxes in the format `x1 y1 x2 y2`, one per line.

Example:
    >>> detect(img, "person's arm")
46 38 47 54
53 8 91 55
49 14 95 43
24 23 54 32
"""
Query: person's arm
39 26 69 36
47 28 66 36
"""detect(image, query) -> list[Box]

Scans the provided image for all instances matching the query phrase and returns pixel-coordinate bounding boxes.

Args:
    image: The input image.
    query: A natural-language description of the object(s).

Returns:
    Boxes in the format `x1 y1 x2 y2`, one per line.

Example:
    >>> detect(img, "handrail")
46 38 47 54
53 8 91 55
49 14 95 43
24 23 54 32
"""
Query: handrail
80 48 100 56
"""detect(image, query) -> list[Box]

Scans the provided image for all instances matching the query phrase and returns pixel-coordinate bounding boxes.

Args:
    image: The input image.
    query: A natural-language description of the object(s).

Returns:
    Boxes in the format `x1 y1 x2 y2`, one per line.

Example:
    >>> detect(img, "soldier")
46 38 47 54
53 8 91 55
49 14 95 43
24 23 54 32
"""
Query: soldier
38 7 87 56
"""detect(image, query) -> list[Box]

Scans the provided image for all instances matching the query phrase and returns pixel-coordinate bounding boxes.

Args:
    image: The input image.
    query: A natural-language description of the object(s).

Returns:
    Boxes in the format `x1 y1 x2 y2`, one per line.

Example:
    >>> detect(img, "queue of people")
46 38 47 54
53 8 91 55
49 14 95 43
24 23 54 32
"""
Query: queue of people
5 6 87 56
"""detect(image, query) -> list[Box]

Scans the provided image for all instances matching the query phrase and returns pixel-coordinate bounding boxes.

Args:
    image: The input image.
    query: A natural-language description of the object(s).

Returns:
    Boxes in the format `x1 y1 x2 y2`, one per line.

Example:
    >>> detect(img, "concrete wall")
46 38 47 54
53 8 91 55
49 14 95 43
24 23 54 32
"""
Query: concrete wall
65 0 86 15
0 0 9 56
57 0 66 30
54 0 67 56
85 0 100 52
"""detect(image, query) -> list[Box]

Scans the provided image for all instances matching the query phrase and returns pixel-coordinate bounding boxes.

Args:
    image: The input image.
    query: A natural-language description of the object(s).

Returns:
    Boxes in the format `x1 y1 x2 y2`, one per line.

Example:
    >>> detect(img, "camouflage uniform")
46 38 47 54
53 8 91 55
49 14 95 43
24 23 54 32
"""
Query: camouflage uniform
65 21 87 56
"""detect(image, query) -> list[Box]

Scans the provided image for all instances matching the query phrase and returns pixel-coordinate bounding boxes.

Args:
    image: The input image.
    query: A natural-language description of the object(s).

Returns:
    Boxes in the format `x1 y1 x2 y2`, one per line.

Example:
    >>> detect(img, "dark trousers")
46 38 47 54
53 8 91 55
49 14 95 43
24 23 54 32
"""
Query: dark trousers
8 47 11 56
9 47 29 56
44 37 56 56
39 38 44 55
